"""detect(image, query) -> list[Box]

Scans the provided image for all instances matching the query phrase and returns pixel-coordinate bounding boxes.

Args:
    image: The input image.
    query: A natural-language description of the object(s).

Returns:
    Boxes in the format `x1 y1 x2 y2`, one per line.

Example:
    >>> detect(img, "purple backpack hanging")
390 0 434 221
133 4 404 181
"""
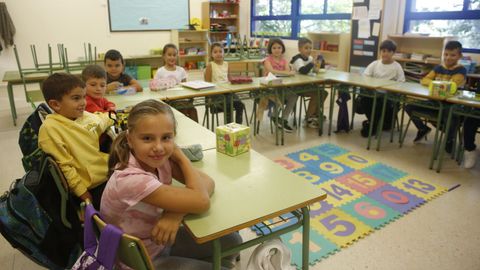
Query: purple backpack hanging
71 204 123 270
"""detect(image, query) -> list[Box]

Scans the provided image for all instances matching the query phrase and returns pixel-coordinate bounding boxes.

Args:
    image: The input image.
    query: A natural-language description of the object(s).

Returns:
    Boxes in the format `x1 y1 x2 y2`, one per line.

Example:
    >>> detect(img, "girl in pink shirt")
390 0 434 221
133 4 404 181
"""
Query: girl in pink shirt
101 99 241 269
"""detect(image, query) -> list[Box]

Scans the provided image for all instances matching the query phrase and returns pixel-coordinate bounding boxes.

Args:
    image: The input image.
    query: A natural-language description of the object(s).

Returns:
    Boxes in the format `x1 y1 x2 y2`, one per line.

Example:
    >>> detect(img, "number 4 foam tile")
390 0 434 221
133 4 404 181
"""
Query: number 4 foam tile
339 196 402 230
273 156 305 171
391 176 448 202
311 208 373 248
280 228 339 268
316 179 363 208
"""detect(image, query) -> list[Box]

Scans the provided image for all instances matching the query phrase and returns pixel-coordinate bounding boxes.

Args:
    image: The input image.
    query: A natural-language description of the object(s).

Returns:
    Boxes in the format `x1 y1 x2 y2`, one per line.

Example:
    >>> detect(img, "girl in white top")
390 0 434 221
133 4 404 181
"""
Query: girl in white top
155 44 198 122
204 43 245 124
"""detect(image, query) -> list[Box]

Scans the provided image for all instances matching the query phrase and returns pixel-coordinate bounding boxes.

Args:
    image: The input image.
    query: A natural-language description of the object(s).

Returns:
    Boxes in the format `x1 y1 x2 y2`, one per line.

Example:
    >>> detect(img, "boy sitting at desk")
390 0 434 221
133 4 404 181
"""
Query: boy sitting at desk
82 64 116 113
38 73 114 209
405 41 467 151
104 49 143 93
360 39 405 137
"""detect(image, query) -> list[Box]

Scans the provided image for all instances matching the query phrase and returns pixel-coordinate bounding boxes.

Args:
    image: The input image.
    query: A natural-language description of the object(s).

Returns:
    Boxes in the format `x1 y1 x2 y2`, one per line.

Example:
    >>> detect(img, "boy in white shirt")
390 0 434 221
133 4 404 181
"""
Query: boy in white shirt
360 39 405 137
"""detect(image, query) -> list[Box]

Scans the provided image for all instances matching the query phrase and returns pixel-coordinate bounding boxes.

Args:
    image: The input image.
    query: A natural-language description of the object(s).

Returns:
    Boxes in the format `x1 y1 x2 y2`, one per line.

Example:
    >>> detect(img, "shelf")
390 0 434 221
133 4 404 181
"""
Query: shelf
210 17 237 20
393 57 441 65
179 41 208 44
312 49 339 54
210 2 239 5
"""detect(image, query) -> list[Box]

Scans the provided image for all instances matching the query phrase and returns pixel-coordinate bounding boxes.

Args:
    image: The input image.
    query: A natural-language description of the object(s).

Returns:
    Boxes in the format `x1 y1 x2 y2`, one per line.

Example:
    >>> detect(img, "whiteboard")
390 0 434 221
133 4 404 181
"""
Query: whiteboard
108 0 190 31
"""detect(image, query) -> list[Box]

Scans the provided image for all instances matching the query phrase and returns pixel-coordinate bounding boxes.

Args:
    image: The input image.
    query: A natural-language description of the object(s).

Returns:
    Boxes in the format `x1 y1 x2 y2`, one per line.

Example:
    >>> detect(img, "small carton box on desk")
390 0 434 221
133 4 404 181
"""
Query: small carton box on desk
216 123 251 156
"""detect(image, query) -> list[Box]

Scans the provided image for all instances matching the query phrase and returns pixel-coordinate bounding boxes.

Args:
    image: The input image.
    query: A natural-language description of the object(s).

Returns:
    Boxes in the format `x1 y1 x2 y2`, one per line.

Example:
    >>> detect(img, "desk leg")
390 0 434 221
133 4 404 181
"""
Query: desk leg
436 105 453 172
302 206 310 270
376 93 388 151
318 83 324 136
367 92 378 150
429 102 443 170
7 83 17 126
213 239 221 270
328 84 336 136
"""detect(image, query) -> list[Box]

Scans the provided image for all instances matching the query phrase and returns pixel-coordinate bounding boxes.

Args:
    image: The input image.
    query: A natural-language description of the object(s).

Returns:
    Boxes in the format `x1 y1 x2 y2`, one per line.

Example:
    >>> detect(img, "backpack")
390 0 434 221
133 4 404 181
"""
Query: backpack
18 103 51 171
0 156 82 269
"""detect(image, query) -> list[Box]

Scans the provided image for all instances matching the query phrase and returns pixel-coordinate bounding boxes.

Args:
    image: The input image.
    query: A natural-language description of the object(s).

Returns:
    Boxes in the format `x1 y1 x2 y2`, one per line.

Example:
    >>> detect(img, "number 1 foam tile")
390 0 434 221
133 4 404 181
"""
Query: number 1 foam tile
367 184 426 214
391 176 448 202
273 156 305 171
311 208 373 248
361 163 408 183
280 228 338 268
309 143 349 158
332 152 376 171
317 179 363 208
339 196 402 230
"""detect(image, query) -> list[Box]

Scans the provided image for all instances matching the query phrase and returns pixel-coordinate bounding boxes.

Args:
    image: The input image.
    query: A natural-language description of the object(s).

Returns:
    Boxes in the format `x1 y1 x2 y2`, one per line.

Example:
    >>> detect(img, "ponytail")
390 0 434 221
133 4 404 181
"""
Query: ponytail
108 131 131 177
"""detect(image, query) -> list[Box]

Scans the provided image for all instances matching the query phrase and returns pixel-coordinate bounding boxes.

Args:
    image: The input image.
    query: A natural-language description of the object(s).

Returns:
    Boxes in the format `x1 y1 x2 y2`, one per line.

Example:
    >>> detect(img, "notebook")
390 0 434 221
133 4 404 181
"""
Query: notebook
180 81 215 90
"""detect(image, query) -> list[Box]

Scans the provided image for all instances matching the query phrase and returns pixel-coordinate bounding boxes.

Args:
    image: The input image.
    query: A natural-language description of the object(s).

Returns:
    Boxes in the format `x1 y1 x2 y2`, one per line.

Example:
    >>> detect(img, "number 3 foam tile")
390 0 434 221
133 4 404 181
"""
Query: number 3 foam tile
361 163 408 183
332 152 376 171
309 143 349 158
317 179 363 208
339 196 401 229
273 156 305 171
367 184 426 214
280 228 338 268
391 176 448 202
311 208 373 248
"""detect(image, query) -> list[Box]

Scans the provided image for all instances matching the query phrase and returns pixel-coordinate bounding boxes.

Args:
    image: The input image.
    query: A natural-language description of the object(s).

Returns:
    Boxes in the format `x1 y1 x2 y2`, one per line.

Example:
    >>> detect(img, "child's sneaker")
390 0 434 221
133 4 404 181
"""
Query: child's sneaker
463 150 477 169
307 117 319 129
282 119 294 133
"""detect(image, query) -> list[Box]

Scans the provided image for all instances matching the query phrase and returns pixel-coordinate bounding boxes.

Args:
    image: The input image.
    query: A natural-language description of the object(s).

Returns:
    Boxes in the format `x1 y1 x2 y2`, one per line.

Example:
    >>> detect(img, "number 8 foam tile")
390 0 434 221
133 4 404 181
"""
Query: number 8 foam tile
339 196 402 229
311 208 373 248
273 156 305 171
332 152 376 170
391 176 448 201
361 163 408 183
367 184 426 214
280 228 339 268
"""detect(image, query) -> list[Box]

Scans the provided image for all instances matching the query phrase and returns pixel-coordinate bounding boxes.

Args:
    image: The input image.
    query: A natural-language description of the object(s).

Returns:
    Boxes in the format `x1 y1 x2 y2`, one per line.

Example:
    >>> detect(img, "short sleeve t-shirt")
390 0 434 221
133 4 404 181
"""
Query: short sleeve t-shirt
107 73 133 86
154 66 187 84
100 153 172 258
264 55 288 74
363 60 405 82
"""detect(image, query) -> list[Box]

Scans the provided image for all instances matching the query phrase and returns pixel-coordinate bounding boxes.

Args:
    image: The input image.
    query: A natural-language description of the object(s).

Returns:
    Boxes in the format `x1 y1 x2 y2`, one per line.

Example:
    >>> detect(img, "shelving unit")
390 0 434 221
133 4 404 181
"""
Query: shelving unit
171 29 209 71
307 32 351 71
202 1 239 44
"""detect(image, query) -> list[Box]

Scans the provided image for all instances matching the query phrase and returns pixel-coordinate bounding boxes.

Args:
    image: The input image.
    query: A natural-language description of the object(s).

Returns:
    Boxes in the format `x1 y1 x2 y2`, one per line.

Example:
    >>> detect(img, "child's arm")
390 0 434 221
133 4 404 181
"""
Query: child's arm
204 63 213 82
450 73 466 88
292 58 314 75
151 211 185 246
129 78 143 92
420 70 436 86
170 159 214 196
105 98 116 112
106 81 122 92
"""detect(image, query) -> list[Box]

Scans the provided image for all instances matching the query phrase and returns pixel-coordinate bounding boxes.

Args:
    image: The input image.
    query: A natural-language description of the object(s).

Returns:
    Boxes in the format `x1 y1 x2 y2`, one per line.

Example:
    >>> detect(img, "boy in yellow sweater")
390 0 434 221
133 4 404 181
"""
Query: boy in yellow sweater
38 73 113 209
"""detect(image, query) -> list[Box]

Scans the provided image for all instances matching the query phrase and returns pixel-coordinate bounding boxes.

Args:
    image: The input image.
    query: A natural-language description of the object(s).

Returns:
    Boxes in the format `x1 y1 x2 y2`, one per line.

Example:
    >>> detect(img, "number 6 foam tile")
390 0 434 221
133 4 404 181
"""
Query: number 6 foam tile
273 156 305 171
281 228 339 268
311 208 373 248
367 184 426 214
339 196 401 229
332 152 376 171
391 176 448 201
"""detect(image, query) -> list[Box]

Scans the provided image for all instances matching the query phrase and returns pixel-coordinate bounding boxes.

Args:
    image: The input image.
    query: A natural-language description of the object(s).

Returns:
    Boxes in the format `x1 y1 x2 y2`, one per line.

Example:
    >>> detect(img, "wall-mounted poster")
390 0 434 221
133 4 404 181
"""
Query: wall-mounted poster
108 0 190 32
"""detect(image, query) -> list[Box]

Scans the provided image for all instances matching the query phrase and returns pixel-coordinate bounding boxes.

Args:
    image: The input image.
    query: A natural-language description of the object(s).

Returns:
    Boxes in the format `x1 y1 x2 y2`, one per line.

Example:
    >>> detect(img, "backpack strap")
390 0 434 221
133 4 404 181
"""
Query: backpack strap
83 204 123 269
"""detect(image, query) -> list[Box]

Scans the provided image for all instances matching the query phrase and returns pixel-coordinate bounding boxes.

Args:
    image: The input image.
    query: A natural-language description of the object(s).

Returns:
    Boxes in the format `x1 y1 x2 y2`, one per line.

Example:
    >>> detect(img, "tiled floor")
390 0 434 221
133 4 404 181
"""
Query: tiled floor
0 82 479 270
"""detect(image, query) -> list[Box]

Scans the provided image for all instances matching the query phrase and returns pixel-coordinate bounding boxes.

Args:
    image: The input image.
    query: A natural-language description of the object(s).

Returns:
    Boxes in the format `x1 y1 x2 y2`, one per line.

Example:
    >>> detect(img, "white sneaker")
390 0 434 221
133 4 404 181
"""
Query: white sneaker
307 117 319 129
463 150 477 169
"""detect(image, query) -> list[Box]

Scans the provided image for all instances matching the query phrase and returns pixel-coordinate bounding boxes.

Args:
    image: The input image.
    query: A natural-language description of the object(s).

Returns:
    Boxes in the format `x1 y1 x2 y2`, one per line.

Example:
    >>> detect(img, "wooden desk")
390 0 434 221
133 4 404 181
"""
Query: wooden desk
186 148 327 269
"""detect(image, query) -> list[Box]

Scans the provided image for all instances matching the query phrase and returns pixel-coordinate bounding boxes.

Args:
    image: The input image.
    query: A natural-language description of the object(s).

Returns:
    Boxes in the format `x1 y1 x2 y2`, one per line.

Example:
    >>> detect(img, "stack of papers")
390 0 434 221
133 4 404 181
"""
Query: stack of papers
180 81 215 90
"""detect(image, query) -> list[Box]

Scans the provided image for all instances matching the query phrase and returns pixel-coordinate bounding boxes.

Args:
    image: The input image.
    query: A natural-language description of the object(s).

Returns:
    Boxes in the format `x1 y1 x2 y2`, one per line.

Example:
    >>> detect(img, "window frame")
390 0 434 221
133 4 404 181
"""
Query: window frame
403 0 480 53
250 0 352 40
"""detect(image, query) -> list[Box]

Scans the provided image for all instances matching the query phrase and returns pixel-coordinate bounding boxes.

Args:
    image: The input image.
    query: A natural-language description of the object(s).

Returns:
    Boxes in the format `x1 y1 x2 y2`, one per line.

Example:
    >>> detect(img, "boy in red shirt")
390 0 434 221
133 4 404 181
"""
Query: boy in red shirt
82 64 116 113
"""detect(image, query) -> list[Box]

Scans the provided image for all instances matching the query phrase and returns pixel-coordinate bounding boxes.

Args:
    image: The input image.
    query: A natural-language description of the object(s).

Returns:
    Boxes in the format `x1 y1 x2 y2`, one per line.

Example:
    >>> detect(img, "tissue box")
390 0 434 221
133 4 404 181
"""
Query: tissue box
429 81 457 97
216 123 250 156
260 72 283 86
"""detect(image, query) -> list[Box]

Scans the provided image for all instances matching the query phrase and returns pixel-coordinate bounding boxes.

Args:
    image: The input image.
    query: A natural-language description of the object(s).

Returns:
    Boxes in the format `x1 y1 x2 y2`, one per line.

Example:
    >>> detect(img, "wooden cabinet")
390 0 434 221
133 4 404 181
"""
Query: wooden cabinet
307 32 350 71
388 35 454 65
171 30 209 71
202 1 239 44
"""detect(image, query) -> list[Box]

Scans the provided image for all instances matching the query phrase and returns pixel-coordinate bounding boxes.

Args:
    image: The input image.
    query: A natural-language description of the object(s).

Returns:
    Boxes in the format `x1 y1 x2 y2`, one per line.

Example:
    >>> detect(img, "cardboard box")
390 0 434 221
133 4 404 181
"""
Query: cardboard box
216 123 250 156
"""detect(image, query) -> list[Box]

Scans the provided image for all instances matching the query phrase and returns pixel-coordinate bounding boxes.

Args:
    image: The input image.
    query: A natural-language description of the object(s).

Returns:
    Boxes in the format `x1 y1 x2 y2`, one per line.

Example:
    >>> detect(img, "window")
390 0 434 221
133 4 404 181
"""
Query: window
251 0 352 39
404 0 480 53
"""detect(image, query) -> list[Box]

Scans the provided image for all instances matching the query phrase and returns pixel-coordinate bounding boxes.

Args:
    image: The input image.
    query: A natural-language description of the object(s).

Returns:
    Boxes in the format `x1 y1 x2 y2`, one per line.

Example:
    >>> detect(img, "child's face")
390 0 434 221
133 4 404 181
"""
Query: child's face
164 48 178 67
380 49 394 64
50 87 86 120
105 58 124 79
271 43 284 57
85 77 107 99
299 43 312 58
212 46 224 62
127 113 175 174
443 48 462 68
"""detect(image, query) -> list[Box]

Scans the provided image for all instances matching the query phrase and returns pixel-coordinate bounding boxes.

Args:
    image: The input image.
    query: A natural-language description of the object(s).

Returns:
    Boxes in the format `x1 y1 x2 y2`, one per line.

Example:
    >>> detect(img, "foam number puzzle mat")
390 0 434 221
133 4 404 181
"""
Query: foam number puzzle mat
252 143 449 268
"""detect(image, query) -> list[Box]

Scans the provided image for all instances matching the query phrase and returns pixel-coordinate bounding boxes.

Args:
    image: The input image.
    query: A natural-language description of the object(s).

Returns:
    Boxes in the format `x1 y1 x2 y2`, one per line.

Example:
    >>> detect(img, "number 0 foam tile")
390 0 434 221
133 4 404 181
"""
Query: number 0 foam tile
273 156 305 171
391 176 448 201
339 196 402 229
281 228 338 269
311 208 373 248
367 184 426 214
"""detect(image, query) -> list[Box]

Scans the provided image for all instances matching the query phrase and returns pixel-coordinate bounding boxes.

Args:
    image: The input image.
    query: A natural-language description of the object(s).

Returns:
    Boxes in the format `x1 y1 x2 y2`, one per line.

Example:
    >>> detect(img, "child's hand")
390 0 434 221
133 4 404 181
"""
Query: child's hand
151 212 184 246
170 145 188 164
107 82 122 92
79 191 93 203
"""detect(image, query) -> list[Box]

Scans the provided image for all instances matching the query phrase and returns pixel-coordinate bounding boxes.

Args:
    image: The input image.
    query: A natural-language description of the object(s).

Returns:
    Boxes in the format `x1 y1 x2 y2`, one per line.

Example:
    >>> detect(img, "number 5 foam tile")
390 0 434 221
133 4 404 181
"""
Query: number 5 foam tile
361 163 408 183
311 208 373 248
280 228 339 268
332 152 376 170
339 196 402 229
391 176 448 201
336 171 387 195
367 184 426 214
273 156 305 171
316 179 363 208
309 143 349 158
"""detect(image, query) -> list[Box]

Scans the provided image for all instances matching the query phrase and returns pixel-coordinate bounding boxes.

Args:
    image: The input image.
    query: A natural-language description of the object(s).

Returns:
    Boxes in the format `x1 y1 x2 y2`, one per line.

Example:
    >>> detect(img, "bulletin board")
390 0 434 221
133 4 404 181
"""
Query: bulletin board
108 0 190 32
348 0 384 74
